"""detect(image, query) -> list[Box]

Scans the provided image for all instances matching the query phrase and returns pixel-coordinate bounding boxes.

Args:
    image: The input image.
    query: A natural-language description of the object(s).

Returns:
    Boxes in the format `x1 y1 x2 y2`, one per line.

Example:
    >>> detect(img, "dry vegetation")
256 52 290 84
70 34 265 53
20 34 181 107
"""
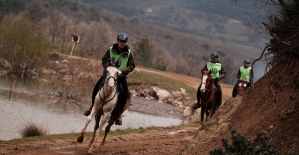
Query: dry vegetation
0 0 262 84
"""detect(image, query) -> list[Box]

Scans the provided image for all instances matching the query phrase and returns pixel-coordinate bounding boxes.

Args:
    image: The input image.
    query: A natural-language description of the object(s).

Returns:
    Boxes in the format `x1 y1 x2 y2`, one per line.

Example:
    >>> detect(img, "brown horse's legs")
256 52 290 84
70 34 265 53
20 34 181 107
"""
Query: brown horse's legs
232 83 238 97
206 110 210 121
200 106 205 122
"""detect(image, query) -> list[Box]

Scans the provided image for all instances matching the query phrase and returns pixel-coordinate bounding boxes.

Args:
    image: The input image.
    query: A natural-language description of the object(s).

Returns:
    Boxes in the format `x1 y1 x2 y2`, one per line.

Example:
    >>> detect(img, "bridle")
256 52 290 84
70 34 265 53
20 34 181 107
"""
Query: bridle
99 71 118 104
201 73 215 105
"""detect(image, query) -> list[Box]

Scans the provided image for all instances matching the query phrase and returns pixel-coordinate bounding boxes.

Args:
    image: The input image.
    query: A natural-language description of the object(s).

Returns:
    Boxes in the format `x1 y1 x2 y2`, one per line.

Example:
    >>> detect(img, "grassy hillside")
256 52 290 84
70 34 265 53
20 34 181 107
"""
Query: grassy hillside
0 0 266 84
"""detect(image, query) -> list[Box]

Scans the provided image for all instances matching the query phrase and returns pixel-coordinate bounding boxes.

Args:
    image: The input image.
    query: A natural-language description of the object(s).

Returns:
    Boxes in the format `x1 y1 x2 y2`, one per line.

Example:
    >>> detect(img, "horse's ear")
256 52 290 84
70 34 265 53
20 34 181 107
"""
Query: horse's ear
108 58 113 66
114 59 121 68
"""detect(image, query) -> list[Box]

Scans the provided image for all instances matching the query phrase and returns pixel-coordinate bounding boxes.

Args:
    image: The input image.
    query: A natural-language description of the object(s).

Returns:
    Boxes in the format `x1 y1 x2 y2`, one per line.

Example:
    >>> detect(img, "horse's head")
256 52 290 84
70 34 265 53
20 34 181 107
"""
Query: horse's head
200 70 213 93
104 65 119 93
108 58 121 68
237 80 247 95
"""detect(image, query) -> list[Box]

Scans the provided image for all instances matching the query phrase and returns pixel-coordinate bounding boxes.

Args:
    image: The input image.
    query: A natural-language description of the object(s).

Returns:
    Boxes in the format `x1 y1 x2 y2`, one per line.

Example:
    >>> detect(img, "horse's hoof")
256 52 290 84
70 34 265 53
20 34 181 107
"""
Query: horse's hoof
77 136 84 143
87 149 93 154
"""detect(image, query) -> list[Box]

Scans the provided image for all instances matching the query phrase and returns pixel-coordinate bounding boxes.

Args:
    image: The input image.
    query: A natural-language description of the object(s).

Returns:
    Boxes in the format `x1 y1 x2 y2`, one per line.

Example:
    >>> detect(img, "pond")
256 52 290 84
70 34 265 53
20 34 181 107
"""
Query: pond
0 88 181 141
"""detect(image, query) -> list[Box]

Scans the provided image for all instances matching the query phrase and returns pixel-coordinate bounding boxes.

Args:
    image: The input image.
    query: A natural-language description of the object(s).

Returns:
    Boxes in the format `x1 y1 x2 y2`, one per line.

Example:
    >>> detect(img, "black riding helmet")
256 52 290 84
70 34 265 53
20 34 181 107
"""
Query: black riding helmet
211 52 218 58
117 33 128 42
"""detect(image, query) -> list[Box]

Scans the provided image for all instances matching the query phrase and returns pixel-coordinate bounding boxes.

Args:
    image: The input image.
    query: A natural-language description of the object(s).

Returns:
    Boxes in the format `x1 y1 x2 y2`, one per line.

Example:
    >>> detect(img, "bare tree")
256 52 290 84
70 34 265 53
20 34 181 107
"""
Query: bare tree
221 57 236 84
49 9 63 45
151 41 172 71
76 21 114 58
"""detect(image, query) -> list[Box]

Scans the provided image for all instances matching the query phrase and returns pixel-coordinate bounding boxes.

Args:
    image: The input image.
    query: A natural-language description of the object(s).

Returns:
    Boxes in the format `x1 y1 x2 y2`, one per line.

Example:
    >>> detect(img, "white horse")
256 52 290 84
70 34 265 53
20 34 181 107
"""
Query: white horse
77 63 130 153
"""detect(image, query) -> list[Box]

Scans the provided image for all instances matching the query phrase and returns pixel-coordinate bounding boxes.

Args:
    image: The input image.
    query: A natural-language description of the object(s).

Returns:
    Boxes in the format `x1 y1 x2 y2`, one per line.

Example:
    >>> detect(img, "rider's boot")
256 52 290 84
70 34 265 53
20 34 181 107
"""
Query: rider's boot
191 101 201 115
84 106 92 116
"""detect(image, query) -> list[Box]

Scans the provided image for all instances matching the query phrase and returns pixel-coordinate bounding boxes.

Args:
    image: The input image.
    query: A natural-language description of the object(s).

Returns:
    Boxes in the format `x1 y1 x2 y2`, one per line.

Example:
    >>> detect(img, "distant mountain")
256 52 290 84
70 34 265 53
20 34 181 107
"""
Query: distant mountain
80 0 272 47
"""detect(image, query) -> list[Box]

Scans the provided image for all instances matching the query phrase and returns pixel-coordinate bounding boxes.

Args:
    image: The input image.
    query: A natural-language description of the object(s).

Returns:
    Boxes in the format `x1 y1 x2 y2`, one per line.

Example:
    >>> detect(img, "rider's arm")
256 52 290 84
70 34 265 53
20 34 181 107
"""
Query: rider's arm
122 53 135 75
237 69 241 80
201 64 208 72
219 66 226 79
102 49 110 69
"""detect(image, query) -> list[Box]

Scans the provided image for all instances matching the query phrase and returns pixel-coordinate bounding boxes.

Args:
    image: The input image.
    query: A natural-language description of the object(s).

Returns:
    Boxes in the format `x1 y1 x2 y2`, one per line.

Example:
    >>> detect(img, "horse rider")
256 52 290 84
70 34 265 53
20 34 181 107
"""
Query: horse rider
232 58 253 98
191 52 226 114
84 33 135 125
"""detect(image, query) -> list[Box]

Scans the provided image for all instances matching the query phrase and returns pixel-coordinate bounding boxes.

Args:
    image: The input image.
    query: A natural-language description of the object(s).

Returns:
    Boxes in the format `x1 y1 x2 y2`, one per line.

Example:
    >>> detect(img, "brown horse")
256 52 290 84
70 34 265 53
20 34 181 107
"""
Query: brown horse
236 80 248 96
198 70 217 125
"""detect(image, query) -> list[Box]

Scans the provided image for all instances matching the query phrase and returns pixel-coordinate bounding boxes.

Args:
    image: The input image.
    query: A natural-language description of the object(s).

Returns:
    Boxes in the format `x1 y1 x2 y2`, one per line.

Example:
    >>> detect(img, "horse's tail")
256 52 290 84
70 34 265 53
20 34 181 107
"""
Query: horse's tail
121 92 131 115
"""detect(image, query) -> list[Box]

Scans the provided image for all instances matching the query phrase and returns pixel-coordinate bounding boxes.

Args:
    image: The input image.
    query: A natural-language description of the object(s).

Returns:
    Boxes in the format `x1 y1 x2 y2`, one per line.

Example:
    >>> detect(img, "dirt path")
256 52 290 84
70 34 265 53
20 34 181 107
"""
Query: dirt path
0 55 234 155
1 126 199 155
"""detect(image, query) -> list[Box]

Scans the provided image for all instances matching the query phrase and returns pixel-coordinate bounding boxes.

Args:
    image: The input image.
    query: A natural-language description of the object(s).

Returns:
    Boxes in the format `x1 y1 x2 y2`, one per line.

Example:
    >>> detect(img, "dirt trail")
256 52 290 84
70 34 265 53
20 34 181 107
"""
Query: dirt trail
0 54 235 155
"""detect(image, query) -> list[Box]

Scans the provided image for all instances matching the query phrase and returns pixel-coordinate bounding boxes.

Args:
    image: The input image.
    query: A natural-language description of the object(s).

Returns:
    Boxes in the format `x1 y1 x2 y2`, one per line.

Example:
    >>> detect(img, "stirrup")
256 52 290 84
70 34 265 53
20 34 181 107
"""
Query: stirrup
84 110 91 116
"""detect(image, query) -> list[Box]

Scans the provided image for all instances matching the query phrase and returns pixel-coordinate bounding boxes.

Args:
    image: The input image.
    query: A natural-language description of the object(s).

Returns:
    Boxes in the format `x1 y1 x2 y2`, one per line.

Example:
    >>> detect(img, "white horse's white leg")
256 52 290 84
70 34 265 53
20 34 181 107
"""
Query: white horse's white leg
77 102 98 143
88 109 101 148
88 111 112 153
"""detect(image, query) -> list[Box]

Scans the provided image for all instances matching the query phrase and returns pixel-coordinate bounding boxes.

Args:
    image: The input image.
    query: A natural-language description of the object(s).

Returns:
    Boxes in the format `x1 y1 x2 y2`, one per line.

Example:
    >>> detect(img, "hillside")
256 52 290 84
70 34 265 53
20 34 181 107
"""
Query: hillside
180 60 299 154
81 0 270 47
0 0 266 83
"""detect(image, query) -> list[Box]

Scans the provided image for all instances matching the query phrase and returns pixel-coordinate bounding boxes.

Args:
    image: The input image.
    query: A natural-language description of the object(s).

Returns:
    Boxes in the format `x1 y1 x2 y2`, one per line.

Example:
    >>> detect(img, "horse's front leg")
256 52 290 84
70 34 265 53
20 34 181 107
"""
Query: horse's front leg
88 112 111 153
200 105 205 126
77 107 97 143
88 113 101 148
206 110 210 122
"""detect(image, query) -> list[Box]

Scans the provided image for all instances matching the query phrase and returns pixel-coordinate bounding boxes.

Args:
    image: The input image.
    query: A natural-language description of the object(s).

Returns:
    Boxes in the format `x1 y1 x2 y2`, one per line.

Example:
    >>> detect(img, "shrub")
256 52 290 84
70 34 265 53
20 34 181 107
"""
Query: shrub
0 16 50 77
19 122 49 138
210 129 276 155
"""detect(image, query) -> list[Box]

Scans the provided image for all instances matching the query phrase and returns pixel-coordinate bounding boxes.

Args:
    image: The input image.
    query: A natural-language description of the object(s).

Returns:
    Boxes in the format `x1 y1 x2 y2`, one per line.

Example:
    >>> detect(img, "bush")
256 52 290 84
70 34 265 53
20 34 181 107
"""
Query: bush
0 16 50 77
210 129 276 155
19 122 49 138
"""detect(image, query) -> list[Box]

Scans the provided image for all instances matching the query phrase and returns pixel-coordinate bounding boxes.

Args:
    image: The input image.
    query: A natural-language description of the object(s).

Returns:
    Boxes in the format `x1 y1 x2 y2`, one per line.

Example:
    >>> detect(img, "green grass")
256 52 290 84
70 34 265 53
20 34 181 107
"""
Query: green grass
127 71 197 97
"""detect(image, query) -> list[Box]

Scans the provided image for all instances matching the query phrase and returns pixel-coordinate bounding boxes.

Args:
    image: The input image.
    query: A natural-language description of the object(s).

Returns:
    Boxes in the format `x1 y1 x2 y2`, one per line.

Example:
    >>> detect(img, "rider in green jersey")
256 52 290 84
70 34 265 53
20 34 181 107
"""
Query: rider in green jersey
191 52 226 114
84 33 135 125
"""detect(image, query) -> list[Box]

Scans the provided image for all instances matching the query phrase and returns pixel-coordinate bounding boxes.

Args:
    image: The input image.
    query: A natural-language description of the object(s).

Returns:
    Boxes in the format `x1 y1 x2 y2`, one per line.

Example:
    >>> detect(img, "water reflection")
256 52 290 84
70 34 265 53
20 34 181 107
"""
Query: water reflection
0 90 181 141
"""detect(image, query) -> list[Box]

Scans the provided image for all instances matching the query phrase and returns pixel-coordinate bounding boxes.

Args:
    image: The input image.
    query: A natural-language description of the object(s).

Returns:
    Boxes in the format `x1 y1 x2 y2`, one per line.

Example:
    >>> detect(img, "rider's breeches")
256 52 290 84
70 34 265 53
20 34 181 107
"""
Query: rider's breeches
90 76 105 108
215 84 222 106
117 78 129 113
196 84 202 105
